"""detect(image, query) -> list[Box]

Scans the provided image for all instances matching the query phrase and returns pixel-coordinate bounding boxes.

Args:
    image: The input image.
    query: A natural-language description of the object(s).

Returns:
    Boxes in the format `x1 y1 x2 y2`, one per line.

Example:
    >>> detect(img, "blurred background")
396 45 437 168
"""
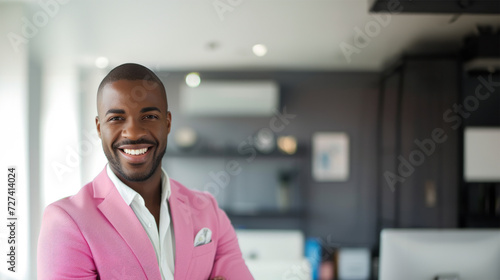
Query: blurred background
1 0 500 279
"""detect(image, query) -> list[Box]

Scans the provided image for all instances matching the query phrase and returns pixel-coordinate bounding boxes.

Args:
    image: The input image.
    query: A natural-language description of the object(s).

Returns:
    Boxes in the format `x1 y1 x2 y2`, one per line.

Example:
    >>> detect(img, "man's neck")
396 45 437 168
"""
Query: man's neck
115 167 163 208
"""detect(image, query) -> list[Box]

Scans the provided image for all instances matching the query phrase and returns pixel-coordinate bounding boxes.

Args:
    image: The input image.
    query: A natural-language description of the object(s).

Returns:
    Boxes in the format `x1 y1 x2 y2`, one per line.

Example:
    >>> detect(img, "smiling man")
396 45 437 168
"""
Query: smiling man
37 63 254 280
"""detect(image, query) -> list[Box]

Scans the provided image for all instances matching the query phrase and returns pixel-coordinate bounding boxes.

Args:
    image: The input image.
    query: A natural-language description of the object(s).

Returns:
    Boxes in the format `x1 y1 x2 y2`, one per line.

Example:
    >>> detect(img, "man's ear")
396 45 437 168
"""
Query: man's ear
166 111 172 134
95 116 102 139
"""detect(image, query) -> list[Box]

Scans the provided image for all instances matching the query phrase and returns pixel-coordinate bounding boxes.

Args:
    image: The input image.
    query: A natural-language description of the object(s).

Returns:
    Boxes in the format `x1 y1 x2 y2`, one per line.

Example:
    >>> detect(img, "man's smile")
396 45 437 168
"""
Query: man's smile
123 148 148 155
116 144 155 164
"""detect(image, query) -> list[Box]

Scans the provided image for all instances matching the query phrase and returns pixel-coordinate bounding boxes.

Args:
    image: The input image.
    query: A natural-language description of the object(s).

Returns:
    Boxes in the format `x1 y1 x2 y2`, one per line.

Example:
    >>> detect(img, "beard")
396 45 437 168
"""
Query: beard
104 140 167 182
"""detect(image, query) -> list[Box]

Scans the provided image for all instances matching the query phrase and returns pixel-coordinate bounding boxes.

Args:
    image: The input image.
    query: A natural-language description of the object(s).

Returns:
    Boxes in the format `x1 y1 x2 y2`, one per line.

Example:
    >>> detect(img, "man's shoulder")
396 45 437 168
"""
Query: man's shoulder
47 167 112 211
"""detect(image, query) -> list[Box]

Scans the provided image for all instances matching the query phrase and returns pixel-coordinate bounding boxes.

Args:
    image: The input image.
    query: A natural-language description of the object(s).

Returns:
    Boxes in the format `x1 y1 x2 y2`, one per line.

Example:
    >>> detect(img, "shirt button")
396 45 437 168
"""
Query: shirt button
148 223 152 228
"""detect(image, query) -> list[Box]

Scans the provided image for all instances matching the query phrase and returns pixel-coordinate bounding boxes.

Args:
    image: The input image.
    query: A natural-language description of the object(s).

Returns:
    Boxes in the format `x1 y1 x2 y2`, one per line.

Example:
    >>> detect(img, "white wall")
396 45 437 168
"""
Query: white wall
80 67 108 185
40 59 81 207
0 3 30 280
1 3 89 278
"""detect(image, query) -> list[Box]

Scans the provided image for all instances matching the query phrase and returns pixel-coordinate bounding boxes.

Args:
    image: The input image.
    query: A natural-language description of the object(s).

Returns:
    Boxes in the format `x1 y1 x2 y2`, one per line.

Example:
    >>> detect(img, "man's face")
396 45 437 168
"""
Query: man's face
96 79 171 183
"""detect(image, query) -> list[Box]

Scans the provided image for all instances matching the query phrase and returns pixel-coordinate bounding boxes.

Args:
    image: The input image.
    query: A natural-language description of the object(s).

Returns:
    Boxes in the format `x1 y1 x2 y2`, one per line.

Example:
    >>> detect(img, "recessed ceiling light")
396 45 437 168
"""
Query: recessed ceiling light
95 57 109 69
206 41 220 51
185 72 201 88
252 44 267 57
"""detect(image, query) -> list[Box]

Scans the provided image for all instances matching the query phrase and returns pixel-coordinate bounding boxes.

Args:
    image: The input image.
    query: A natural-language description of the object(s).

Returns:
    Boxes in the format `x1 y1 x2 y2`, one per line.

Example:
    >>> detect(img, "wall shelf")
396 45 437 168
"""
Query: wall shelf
225 209 306 219
164 147 307 159
163 146 308 231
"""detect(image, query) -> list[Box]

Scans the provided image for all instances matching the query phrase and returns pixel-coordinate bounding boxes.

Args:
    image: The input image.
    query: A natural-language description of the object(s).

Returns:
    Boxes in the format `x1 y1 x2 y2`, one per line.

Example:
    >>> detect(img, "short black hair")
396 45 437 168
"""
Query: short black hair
97 63 167 108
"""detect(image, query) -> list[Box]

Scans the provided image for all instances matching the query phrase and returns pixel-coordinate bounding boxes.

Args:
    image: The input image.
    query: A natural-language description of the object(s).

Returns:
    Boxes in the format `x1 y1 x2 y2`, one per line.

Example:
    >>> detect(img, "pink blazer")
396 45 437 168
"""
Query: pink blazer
37 167 253 280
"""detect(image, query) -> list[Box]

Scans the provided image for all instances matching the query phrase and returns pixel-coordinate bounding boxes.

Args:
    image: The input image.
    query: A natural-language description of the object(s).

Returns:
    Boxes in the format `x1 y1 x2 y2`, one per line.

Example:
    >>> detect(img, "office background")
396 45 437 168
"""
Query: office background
1 1 500 279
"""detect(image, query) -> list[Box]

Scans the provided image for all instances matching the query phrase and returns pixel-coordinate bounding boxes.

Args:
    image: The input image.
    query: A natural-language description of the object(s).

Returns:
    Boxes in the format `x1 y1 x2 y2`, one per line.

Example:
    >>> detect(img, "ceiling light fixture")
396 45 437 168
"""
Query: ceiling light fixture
185 72 201 88
95 57 109 69
252 44 267 57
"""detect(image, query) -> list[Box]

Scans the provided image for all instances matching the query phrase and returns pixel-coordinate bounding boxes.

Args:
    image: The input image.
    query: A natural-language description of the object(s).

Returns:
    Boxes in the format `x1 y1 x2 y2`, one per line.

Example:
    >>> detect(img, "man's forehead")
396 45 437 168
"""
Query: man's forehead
98 80 167 111
102 79 162 93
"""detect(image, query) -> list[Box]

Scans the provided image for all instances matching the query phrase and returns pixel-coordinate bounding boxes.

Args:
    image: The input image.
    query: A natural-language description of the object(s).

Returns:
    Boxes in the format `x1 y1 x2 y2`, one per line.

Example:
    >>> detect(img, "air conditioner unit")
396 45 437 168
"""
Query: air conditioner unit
179 80 279 117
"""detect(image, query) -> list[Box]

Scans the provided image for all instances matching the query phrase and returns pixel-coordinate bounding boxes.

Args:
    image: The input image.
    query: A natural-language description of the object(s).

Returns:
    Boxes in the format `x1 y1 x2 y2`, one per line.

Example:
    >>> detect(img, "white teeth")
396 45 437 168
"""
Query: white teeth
123 148 148 155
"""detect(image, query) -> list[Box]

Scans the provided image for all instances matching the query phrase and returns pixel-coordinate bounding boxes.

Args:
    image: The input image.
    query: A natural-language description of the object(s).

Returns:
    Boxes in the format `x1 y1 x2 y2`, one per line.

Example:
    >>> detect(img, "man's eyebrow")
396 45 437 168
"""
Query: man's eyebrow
105 109 125 116
140 107 161 113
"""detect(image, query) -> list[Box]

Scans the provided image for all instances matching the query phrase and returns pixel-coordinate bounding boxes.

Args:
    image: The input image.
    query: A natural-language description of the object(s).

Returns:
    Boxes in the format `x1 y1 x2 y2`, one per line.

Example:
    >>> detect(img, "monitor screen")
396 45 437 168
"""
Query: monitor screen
379 229 500 280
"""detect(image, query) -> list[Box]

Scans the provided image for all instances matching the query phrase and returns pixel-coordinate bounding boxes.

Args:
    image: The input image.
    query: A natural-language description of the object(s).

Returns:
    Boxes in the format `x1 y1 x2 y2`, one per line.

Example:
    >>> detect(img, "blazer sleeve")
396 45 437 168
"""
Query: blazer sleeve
209 197 254 280
38 203 98 280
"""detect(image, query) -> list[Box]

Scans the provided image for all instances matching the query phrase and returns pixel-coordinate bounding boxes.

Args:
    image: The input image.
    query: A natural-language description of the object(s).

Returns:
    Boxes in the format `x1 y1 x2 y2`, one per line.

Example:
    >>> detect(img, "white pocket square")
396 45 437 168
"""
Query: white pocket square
194 227 212 247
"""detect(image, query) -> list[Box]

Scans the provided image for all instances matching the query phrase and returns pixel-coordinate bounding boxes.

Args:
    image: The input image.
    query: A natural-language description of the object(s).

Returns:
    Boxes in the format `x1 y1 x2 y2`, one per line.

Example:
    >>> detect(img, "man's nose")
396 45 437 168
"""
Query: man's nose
122 119 147 140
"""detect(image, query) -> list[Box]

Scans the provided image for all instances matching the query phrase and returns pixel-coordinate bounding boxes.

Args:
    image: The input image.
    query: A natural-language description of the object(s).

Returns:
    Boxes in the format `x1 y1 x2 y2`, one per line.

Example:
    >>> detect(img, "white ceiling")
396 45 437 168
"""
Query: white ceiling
27 0 500 71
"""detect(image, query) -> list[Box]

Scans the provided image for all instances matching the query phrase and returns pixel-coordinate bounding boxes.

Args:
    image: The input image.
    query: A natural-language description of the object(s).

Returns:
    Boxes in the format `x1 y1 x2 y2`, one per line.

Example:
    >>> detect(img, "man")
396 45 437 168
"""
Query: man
37 63 254 280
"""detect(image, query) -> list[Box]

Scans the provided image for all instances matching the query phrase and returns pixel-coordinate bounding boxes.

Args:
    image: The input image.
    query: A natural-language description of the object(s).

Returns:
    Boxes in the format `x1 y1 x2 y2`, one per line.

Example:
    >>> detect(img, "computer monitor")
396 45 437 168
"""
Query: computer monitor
379 229 500 280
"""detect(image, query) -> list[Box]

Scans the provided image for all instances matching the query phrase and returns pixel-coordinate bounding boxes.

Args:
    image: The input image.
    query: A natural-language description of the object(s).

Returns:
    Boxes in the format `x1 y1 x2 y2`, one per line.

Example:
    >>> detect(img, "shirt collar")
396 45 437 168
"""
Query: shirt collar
106 164 171 206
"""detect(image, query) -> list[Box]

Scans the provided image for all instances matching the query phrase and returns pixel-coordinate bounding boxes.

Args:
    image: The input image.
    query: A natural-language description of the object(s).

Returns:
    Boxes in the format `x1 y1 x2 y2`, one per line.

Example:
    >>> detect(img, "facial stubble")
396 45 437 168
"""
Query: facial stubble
104 143 166 182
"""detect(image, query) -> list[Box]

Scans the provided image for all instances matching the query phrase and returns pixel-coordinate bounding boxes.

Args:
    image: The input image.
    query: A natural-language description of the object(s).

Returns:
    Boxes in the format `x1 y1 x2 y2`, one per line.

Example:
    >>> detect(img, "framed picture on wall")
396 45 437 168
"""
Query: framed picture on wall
312 132 349 182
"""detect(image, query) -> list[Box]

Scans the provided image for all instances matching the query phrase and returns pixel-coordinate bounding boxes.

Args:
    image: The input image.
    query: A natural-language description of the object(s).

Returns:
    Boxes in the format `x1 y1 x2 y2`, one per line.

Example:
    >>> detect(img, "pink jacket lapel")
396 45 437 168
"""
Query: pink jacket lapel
93 168 162 280
169 181 194 280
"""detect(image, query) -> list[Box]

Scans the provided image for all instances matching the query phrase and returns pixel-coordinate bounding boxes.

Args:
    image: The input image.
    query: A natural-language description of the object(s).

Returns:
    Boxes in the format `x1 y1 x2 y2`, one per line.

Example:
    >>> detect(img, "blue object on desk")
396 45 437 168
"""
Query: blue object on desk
305 238 321 280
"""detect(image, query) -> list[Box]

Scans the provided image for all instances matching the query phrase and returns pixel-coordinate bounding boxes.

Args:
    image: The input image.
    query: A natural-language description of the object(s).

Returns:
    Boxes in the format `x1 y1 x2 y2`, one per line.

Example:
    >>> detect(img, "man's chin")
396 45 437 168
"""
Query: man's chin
107 147 164 183
118 164 156 182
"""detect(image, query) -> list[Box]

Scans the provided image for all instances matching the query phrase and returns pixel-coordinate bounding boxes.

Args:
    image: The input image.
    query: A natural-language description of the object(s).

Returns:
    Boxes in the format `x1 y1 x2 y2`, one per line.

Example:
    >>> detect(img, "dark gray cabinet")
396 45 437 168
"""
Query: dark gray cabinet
378 57 460 231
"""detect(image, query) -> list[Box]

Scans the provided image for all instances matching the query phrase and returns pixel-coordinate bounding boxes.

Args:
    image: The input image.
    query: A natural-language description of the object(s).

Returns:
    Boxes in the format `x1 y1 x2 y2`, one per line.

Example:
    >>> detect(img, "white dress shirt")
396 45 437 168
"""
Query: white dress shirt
106 165 175 280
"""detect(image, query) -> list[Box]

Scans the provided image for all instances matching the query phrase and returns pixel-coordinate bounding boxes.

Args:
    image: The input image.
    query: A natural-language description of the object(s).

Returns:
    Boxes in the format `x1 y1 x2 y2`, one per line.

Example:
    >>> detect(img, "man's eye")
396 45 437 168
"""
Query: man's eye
144 115 159 120
108 116 123 121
